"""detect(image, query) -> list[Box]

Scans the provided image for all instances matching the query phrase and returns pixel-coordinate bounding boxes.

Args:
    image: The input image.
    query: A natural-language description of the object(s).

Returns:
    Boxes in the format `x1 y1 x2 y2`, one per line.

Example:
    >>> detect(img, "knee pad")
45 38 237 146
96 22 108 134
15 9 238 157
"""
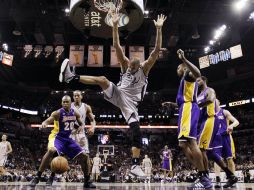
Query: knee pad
129 121 141 148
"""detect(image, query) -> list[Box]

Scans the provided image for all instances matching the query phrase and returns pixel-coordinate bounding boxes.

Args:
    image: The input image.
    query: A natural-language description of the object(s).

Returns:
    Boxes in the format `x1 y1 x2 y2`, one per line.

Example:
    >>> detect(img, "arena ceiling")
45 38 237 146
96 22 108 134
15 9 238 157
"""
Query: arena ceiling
0 0 253 91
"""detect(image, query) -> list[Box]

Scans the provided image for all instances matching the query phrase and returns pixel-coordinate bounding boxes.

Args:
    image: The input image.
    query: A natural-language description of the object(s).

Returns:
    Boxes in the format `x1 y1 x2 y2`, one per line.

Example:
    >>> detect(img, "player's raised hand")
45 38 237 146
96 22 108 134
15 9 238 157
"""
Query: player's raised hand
153 14 167 29
177 49 185 60
109 7 120 26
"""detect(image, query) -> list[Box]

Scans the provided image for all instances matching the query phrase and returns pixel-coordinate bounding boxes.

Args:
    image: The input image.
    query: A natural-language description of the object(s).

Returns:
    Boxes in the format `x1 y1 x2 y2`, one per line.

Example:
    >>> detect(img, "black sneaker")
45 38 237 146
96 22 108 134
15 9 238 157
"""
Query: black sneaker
223 175 238 188
30 176 40 187
46 176 54 186
84 181 96 189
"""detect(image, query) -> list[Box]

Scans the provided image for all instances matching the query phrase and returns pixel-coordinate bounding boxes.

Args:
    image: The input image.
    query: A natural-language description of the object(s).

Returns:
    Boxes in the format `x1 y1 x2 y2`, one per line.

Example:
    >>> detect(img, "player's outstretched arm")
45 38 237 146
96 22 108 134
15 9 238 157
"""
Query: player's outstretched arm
142 14 167 76
177 49 201 79
223 110 239 133
41 111 59 129
111 10 129 73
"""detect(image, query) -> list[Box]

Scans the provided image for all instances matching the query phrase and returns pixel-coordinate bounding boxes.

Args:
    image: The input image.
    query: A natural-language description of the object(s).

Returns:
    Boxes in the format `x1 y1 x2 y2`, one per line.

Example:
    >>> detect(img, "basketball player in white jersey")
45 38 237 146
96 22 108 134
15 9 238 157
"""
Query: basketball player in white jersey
71 90 96 154
92 153 101 182
59 12 166 177
0 135 12 176
142 155 152 182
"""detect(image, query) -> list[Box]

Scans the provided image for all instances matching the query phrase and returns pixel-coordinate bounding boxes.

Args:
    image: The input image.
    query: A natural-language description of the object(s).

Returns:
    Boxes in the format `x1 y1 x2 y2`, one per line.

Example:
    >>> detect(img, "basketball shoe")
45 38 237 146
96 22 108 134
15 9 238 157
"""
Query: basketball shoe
59 58 75 83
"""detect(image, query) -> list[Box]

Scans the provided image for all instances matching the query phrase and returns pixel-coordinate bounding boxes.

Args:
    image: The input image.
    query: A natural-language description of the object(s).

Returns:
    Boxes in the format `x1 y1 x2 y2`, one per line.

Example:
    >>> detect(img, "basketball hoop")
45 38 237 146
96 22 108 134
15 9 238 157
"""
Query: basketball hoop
94 0 123 13
93 0 129 27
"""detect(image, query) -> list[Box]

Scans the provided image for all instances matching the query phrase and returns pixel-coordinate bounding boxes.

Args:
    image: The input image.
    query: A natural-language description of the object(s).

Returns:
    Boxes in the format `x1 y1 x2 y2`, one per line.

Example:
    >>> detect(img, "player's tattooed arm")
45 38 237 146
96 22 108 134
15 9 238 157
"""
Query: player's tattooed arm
86 105 96 136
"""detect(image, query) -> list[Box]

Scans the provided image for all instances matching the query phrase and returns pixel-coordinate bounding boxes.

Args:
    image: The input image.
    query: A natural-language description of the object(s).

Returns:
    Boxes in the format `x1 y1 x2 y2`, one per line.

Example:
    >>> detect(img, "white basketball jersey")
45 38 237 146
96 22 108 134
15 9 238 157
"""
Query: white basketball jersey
143 158 152 168
93 157 101 166
71 102 87 123
0 142 8 156
117 67 148 102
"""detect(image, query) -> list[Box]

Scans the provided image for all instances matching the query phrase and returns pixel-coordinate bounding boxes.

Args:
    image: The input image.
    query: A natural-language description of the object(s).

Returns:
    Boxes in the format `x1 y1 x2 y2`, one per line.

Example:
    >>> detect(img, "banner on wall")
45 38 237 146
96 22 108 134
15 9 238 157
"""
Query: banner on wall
87 45 103 67
69 45 85 67
110 46 125 67
129 46 144 62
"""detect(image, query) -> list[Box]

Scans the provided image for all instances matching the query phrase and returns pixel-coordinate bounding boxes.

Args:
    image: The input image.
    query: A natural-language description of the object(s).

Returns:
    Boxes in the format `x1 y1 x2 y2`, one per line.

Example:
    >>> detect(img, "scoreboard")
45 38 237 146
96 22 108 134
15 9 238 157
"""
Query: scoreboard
199 44 243 69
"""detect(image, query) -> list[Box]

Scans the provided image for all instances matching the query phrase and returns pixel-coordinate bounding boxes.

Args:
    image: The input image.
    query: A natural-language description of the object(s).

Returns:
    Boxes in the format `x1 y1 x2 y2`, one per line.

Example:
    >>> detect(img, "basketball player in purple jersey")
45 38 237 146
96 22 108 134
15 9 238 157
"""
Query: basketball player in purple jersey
214 103 239 188
30 95 95 188
175 49 212 188
59 12 166 177
46 90 96 186
196 77 238 187
161 145 173 183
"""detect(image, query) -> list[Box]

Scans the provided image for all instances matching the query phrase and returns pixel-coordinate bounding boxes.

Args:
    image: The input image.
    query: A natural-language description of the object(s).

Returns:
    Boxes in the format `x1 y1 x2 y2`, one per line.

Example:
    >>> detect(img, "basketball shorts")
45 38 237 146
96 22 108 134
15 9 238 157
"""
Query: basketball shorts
0 156 7 167
92 166 100 174
221 134 235 159
178 102 200 141
48 134 83 159
70 132 89 154
104 82 139 124
198 116 220 150
162 160 172 171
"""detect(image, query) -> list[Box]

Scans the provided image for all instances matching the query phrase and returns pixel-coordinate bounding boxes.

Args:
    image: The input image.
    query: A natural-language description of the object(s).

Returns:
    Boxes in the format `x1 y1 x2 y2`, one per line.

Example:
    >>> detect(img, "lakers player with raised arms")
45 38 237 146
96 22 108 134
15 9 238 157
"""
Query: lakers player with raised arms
174 49 211 188
0 135 12 177
59 12 166 177
30 95 96 188
45 90 96 186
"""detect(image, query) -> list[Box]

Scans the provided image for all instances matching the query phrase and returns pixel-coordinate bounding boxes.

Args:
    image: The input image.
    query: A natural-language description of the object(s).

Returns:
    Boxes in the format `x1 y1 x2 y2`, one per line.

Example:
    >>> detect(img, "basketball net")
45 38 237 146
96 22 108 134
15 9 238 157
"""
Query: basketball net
94 0 127 27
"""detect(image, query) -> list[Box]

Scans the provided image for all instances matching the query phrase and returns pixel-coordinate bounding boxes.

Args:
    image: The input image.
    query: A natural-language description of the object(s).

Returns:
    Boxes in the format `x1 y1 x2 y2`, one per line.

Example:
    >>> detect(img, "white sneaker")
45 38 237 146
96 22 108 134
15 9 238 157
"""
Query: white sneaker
59 58 75 83
130 165 145 177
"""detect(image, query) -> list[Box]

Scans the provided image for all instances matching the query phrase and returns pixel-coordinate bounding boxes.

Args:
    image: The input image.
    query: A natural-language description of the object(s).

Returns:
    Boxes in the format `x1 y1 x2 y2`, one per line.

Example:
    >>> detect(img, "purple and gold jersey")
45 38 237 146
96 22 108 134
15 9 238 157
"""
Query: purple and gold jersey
217 109 228 136
50 108 76 138
176 76 198 106
162 150 171 161
177 73 200 140
197 87 217 118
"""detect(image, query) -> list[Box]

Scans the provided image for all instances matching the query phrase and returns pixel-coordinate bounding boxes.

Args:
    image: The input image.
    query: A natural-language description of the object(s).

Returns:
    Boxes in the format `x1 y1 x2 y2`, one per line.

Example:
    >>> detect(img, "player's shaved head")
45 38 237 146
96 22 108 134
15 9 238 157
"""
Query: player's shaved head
62 95 71 102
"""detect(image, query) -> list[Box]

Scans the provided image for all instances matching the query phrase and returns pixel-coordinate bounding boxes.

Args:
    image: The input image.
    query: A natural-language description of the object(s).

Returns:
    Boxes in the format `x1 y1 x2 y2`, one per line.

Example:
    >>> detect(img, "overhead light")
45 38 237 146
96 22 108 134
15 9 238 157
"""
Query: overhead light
214 25 227 40
12 29 22 36
65 8 70 13
2 43 8 51
204 46 210 52
144 10 149 14
233 0 248 12
249 11 254 20
209 40 215 45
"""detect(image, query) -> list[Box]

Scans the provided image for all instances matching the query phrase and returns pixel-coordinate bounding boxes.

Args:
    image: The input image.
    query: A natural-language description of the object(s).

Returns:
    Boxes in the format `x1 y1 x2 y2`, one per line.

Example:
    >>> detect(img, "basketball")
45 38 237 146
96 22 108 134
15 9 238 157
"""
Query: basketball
50 156 69 174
